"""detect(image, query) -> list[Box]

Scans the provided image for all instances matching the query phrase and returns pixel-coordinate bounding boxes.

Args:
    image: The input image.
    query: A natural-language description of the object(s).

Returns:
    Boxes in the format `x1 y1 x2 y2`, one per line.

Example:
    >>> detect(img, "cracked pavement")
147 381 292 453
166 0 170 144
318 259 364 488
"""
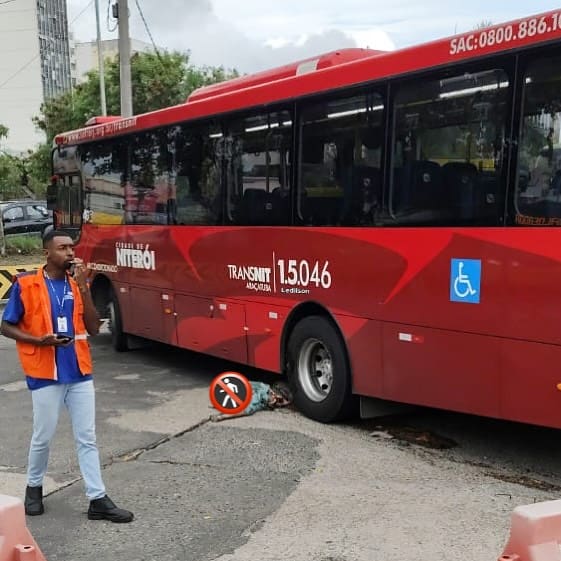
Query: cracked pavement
1 330 560 561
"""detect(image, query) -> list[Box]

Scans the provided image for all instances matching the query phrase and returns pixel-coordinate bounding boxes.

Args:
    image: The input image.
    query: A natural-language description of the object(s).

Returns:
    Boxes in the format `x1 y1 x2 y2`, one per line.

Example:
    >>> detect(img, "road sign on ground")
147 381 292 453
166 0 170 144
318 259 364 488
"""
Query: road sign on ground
209 371 253 415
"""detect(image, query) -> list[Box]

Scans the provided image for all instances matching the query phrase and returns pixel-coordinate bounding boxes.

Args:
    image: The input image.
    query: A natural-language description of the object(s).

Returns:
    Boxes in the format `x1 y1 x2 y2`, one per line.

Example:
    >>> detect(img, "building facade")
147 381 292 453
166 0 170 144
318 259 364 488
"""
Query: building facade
0 0 72 153
74 38 153 83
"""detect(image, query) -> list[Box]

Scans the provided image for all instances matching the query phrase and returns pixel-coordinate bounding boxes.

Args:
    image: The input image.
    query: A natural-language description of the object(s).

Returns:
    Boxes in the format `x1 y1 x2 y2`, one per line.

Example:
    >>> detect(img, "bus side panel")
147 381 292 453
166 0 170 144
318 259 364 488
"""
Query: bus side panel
334 315 383 397
245 302 289 373
128 286 168 343
500 340 561 429
382 323 500 417
114 282 132 332
174 295 247 363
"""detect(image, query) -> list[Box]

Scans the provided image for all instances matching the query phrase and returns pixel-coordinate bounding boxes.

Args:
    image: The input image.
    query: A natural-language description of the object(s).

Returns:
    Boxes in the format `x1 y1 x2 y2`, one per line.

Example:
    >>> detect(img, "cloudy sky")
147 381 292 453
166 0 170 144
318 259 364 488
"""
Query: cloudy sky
68 0 561 73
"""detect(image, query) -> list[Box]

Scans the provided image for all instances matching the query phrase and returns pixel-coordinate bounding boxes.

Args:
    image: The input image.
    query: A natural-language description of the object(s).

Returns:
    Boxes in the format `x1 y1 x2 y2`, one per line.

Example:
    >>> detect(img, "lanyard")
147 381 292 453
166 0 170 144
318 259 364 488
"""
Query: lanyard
44 271 69 318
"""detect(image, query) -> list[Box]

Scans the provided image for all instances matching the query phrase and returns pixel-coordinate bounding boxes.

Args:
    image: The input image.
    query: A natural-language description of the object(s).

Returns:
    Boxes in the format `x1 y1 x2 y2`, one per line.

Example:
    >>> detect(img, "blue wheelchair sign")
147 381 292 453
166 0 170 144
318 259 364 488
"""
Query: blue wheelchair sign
450 259 481 304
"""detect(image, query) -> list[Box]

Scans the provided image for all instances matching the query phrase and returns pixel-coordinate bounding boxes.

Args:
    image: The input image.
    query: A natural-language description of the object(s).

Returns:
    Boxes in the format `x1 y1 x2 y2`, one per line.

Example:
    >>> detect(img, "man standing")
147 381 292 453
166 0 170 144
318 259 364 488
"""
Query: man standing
0 230 133 523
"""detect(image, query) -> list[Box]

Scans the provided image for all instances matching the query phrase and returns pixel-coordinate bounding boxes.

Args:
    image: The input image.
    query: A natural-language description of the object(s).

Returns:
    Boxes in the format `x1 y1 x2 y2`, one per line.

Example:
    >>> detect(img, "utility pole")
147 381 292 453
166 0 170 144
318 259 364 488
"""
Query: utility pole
0 210 5 257
116 0 132 117
94 0 107 116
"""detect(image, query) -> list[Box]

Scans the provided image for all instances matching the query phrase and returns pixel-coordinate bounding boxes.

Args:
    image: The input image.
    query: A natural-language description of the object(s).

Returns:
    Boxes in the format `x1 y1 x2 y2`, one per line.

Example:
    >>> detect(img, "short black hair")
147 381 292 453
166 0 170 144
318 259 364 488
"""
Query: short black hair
42 229 73 248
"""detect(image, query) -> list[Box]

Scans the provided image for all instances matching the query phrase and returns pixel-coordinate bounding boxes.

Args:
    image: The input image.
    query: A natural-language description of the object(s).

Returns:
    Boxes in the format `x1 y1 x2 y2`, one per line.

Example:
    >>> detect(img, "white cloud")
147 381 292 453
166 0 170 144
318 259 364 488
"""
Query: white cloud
67 0 561 73
349 30 396 51
68 0 394 72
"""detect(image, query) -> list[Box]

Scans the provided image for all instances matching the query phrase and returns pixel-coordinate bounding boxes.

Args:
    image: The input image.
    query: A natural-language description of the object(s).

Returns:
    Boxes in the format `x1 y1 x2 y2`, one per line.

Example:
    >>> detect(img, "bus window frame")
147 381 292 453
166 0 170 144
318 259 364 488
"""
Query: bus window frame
223 105 295 226
509 44 561 226
387 55 517 227
295 85 388 226
54 172 84 236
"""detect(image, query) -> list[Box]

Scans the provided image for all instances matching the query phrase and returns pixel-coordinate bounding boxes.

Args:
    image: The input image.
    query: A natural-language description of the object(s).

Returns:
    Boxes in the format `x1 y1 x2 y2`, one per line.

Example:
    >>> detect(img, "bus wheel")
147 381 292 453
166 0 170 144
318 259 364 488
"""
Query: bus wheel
287 315 354 423
108 289 128 352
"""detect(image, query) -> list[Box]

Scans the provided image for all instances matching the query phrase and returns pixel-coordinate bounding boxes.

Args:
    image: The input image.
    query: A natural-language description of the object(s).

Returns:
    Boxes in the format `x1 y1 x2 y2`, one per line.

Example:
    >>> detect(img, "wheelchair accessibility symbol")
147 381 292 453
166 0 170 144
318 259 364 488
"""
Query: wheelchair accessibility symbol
450 259 481 304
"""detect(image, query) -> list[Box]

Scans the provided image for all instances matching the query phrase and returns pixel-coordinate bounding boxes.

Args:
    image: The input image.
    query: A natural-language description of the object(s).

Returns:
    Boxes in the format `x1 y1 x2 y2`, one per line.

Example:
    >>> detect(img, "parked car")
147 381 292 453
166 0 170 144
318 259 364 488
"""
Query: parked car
0 199 53 237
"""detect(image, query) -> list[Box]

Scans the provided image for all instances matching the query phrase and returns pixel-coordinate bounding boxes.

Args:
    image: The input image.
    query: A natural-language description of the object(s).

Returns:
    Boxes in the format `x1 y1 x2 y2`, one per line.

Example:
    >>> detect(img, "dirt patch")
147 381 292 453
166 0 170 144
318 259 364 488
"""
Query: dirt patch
0 250 44 268
367 420 458 450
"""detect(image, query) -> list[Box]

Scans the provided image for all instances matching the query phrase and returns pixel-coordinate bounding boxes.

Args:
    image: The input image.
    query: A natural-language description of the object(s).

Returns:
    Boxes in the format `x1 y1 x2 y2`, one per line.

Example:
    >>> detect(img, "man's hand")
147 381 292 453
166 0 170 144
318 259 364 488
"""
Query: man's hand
38 334 72 347
1 322 72 347
71 258 89 292
72 258 101 336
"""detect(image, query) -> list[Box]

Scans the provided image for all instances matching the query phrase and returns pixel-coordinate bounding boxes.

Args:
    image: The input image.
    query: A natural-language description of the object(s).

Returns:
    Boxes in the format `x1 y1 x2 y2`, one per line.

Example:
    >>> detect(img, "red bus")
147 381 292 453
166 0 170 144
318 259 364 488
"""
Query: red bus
48 10 561 425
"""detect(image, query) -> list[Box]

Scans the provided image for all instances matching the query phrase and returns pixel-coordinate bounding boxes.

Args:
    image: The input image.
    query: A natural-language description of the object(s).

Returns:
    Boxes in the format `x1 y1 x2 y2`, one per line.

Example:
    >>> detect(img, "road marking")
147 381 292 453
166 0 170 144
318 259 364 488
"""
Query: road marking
0 381 27 392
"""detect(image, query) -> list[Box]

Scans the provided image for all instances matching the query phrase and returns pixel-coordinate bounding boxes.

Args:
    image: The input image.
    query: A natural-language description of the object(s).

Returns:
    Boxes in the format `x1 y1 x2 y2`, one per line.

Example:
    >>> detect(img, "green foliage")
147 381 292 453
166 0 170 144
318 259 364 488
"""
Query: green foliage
34 50 238 142
25 51 237 197
26 143 52 194
4 233 43 254
0 153 21 197
0 124 8 141
0 147 51 200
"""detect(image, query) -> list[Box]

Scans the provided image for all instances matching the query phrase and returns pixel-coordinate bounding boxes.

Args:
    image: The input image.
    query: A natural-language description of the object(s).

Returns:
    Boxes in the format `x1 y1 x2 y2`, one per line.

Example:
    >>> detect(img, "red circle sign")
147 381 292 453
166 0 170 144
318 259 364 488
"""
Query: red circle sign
209 372 253 415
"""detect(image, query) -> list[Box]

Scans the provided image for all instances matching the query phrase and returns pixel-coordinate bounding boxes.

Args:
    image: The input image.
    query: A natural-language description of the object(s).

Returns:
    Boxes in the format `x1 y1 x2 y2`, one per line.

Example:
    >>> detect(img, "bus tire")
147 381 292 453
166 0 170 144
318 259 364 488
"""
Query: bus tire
109 288 128 352
287 315 355 423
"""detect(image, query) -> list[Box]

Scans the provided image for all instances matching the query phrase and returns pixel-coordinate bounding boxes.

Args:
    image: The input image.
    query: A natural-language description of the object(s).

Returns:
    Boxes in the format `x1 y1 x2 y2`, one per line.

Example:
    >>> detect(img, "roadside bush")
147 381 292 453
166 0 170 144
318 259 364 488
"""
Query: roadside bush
5 234 42 255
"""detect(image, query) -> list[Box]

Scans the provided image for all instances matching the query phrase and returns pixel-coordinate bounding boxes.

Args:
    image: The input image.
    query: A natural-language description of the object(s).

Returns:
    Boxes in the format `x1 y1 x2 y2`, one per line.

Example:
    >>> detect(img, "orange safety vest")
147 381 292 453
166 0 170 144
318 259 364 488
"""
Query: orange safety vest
14 268 93 380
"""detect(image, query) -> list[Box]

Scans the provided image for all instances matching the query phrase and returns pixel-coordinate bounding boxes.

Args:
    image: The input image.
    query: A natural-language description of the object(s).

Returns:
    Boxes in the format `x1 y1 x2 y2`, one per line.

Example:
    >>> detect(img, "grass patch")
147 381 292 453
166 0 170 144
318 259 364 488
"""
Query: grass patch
4 234 43 255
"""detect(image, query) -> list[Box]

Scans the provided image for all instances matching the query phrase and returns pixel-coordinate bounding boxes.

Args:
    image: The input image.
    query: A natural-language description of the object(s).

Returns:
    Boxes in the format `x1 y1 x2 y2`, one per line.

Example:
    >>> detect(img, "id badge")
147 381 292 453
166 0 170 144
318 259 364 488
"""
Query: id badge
57 316 68 333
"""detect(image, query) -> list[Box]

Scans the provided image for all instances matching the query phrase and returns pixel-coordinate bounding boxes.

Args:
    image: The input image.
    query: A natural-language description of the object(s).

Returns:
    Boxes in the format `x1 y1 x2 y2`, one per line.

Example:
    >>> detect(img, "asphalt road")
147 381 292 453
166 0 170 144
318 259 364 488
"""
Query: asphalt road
2 328 561 561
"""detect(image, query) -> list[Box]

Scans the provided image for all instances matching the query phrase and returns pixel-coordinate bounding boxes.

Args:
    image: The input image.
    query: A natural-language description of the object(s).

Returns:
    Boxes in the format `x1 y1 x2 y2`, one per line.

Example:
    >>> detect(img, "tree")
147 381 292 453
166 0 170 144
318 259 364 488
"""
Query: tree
27 51 237 196
0 124 8 141
34 51 238 142
0 153 23 197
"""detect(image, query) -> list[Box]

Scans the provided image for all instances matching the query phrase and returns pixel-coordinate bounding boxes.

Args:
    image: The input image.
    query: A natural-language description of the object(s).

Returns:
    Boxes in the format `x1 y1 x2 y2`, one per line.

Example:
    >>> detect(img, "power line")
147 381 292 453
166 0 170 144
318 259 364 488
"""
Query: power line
0 0 17 6
0 54 39 91
0 0 94 91
134 0 163 63
71 0 95 25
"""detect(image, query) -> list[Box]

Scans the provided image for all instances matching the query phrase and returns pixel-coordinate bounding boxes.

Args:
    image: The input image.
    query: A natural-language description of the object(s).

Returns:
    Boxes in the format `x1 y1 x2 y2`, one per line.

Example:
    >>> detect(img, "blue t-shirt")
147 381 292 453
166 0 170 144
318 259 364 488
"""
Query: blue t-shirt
2 276 92 390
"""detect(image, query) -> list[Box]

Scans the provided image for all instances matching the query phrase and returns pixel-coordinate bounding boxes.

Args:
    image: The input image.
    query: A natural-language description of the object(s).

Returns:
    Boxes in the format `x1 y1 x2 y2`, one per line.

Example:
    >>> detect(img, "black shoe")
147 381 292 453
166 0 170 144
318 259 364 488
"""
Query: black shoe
88 495 134 523
24 485 44 516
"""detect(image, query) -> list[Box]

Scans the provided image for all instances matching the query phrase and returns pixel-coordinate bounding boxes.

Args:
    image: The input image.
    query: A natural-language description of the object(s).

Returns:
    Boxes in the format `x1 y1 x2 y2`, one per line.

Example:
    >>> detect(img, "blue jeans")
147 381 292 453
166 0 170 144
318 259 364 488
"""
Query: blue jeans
28 380 106 500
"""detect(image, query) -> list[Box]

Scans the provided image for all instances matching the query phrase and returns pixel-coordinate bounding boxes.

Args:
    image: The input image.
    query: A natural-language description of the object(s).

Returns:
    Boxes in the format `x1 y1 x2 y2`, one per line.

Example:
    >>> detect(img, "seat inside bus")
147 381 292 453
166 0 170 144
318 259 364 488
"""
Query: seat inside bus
392 159 498 224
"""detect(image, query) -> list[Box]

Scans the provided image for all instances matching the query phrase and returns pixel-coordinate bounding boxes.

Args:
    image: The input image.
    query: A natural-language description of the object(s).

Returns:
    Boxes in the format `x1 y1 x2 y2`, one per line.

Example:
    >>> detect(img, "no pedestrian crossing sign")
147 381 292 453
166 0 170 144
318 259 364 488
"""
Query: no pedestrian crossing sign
209 372 253 415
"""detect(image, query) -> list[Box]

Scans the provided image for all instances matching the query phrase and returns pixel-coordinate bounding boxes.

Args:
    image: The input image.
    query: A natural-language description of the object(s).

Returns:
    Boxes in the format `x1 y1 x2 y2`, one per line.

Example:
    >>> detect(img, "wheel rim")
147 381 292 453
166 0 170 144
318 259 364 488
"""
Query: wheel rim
297 338 333 402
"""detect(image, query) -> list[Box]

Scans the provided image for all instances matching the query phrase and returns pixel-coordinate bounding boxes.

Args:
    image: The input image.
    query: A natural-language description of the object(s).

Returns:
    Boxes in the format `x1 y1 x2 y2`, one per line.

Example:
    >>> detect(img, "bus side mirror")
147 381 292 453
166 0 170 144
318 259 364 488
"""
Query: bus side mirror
46 176 58 210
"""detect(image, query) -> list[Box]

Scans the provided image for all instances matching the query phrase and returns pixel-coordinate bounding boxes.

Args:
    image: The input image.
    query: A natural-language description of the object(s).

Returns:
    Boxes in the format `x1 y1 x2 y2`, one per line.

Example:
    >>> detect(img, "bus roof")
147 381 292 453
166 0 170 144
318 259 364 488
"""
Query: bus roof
55 8 561 146
187 48 383 103
84 116 122 127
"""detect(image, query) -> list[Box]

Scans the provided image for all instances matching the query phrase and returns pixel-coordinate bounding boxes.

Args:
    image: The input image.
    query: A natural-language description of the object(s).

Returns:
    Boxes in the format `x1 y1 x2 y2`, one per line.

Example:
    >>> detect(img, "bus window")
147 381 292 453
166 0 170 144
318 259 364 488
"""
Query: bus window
391 68 510 225
173 121 222 226
515 54 561 225
224 110 292 226
54 173 82 232
53 146 80 175
298 93 384 226
81 140 126 225
125 129 174 225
